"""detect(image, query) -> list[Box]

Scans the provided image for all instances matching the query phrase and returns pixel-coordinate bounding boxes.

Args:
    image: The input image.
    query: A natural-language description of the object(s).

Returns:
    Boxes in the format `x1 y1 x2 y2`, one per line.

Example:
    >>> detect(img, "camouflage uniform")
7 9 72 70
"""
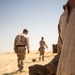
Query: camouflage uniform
39 38 48 61
14 33 29 71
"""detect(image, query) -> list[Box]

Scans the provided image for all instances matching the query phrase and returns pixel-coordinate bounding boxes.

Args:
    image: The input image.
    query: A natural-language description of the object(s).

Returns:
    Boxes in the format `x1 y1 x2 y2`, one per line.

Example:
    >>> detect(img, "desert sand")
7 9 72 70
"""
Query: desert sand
0 51 56 75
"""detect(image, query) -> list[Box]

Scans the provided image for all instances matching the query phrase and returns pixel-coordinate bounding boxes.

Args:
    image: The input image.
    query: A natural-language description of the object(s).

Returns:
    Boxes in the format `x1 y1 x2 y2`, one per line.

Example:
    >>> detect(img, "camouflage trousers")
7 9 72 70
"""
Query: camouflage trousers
16 47 26 71
39 47 45 61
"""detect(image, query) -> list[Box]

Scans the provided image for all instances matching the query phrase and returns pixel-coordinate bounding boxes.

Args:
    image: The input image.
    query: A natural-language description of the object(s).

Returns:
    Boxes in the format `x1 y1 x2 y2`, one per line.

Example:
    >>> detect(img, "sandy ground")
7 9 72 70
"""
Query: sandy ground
0 51 56 75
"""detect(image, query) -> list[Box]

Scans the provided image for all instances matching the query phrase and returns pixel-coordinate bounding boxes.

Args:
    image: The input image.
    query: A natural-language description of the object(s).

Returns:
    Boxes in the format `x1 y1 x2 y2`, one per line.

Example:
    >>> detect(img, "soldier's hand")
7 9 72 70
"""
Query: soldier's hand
28 50 30 54
46 46 48 49
45 64 56 75
14 47 18 53
28 64 48 75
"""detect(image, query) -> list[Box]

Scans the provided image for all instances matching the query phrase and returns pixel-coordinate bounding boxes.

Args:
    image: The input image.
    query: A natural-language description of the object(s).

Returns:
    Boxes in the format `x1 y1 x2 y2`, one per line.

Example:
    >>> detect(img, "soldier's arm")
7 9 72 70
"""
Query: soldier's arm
44 41 48 49
25 37 30 53
14 37 17 53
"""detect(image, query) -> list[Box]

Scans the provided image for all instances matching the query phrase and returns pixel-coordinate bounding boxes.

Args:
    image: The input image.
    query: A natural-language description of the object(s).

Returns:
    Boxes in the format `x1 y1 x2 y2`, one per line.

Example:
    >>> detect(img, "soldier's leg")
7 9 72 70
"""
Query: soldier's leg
42 50 44 61
39 51 42 61
20 49 26 71
39 54 41 61
21 60 24 70
42 54 44 61
18 57 23 71
21 60 24 65
17 54 24 71
20 59 24 70
19 58 25 71
18 57 21 70
20 56 24 66
17 47 25 71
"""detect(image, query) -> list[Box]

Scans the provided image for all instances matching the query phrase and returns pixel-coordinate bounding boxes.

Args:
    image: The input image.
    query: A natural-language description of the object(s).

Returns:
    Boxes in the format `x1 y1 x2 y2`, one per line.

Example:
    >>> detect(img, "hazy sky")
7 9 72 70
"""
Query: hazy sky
0 0 67 52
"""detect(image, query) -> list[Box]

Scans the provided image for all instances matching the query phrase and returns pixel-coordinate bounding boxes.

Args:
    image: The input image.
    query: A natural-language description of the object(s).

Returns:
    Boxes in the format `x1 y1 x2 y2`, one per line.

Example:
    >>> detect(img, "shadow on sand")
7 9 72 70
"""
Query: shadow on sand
25 60 39 63
2 70 20 75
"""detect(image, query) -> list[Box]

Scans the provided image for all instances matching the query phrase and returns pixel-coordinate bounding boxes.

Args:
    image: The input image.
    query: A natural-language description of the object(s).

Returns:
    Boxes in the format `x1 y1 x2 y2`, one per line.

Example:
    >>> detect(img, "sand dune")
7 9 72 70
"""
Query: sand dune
0 51 56 75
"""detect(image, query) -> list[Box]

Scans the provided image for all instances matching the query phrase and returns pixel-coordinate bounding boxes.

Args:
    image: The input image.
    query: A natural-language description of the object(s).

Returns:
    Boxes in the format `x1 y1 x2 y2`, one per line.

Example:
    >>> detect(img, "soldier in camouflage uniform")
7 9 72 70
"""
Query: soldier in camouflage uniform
39 37 48 61
14 29 30 72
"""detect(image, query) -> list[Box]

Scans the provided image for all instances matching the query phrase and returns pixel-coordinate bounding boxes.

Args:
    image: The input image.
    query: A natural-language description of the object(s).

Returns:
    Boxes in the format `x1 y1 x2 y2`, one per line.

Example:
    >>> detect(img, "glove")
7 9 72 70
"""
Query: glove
28 64 48 75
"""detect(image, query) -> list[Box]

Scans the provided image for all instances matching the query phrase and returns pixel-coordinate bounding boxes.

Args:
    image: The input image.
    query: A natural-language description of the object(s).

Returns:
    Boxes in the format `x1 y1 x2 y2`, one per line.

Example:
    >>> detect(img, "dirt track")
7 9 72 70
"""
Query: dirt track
0 52 56 75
